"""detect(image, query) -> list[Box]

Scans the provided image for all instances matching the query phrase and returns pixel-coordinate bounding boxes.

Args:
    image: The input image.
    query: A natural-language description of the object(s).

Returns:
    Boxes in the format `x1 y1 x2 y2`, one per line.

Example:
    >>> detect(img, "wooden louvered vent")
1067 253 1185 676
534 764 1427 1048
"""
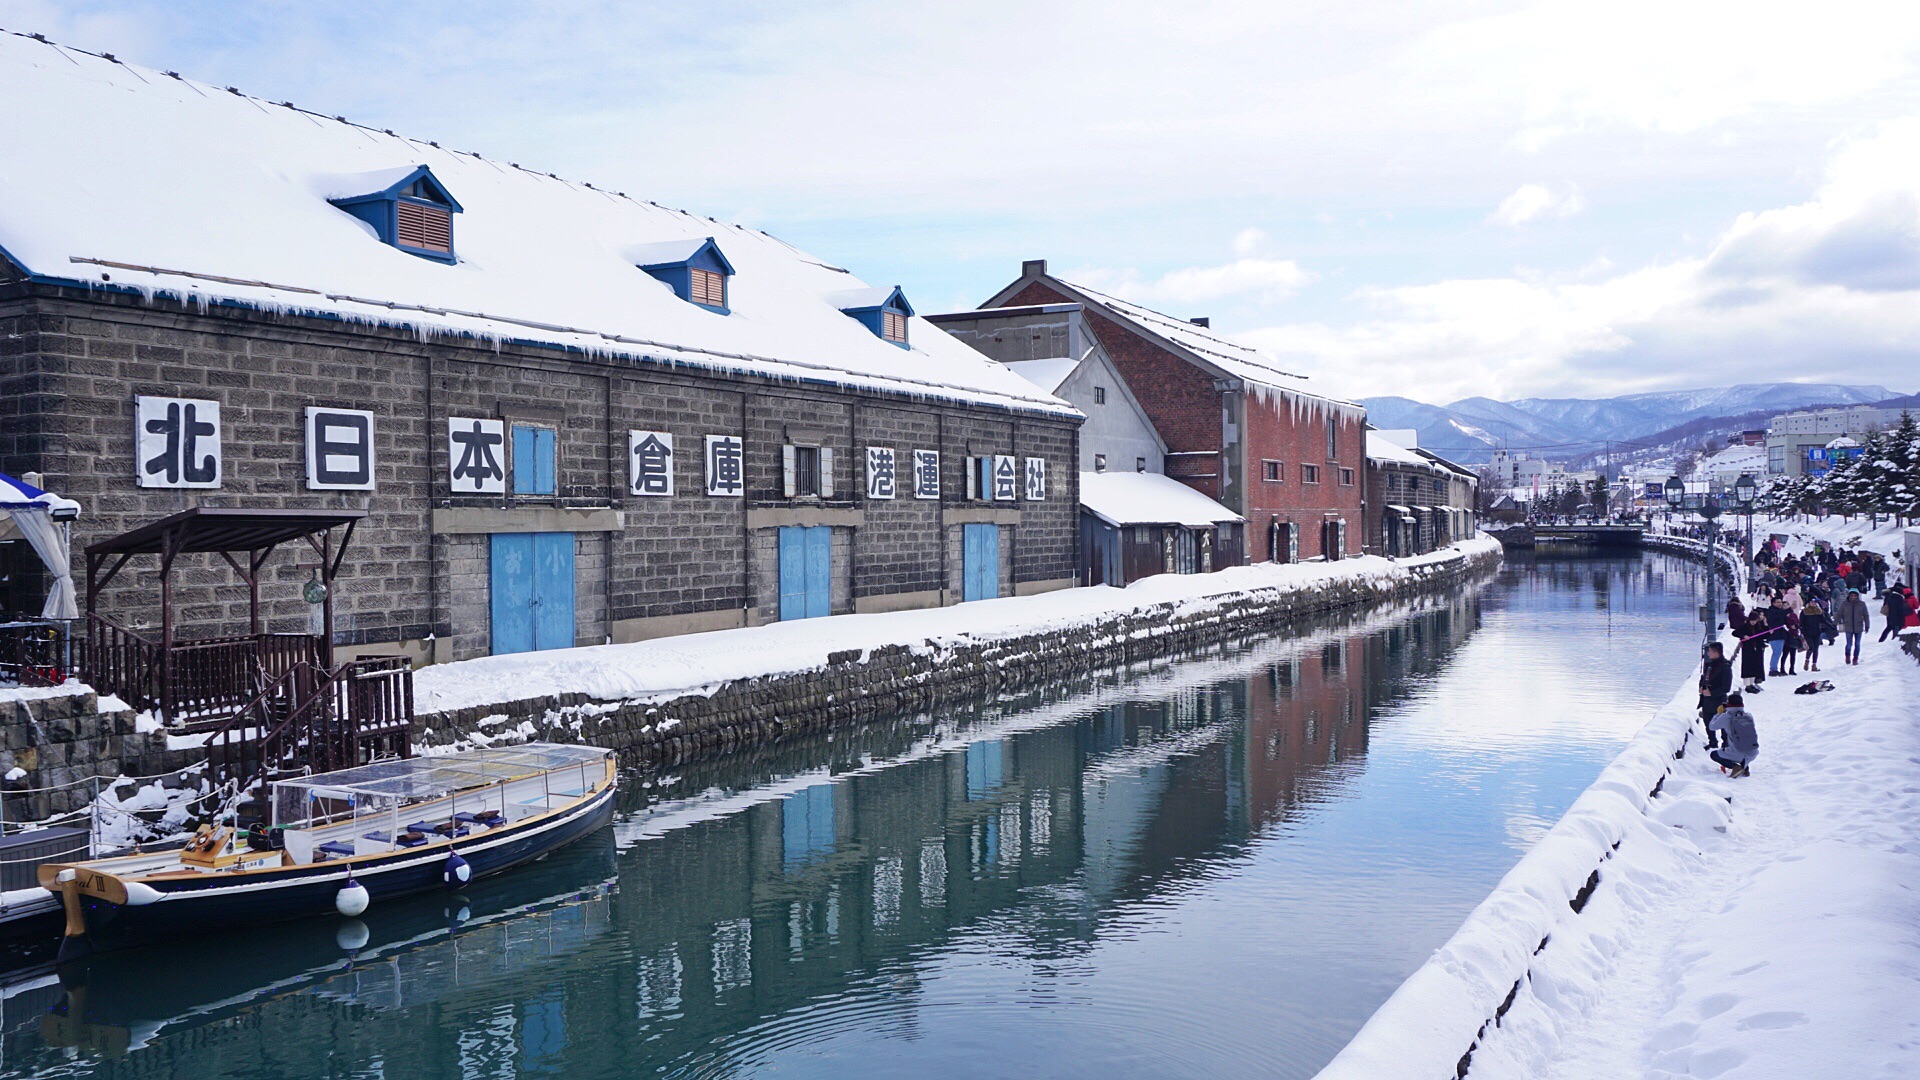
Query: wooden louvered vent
882 310 908 343
691 267 727 307
396 201 453 253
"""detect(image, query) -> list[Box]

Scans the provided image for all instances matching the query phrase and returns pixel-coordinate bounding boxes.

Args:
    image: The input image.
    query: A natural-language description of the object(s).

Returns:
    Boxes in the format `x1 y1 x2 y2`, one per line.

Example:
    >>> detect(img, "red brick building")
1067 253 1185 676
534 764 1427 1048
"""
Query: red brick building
967 261 1366 561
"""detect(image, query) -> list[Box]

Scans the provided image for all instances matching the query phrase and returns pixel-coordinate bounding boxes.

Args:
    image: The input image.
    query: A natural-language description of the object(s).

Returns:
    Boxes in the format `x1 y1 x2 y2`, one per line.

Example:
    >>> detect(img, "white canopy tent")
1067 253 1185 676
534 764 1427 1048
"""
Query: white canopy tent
0 472 80 619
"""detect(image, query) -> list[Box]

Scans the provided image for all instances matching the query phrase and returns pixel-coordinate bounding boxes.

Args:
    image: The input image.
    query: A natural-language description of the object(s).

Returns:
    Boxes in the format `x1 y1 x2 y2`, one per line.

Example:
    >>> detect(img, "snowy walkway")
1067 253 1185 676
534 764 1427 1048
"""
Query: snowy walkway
1321 631 1920 1079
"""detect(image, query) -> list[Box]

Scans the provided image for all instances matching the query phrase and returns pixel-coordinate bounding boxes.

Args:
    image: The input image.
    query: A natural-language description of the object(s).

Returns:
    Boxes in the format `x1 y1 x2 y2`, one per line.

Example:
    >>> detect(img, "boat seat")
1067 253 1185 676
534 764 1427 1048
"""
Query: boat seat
457 811 505 827
409 821 469 837
364 830 431 849
318 841 356 858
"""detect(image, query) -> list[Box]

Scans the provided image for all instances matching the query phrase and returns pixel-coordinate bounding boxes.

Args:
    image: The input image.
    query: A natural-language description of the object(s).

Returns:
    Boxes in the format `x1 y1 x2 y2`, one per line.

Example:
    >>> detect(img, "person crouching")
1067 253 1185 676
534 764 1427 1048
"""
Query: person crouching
1708 694 1759 778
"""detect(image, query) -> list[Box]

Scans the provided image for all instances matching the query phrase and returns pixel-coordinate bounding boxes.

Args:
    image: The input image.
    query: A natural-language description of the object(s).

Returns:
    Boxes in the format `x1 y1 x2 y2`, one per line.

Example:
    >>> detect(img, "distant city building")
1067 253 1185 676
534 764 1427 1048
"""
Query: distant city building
1765 405 1910 476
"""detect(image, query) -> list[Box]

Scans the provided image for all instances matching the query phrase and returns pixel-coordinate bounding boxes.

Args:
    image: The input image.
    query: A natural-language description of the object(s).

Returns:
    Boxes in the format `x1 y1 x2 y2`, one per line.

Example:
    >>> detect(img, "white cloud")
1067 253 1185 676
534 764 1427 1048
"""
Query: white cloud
1244 121 1920 403
1490 183 1585 226
1233 227 1268 257
1077 257 1316 307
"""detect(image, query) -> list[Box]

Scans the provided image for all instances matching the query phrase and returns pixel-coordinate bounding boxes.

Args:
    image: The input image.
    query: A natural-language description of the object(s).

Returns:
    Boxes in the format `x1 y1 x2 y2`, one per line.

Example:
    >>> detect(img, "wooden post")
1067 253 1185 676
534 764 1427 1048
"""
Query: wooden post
320 531 335 669
159 529 176 724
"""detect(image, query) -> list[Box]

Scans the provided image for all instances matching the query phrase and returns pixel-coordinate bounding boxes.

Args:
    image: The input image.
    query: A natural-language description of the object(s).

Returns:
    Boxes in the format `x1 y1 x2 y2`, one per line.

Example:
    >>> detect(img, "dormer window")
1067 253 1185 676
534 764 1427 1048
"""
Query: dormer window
634 237 735 314
326 165 462 264
829 286 915 349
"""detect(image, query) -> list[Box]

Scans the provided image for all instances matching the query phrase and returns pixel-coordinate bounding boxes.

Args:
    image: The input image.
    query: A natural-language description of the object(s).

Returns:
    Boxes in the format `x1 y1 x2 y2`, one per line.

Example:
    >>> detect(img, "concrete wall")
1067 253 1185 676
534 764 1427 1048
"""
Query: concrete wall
1057 349 1165 475
412 540 1506 769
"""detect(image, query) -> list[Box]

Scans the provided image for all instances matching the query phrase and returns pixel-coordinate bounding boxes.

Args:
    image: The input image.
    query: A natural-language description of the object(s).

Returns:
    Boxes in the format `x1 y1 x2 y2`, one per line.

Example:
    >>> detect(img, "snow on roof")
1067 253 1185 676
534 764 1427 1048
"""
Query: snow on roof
1367 431 1430 467
825 286 900 311
1004 357 1080 394
1058 278 1361 413
627 237 712 268
1080 471 1244 528
0 34 1073 419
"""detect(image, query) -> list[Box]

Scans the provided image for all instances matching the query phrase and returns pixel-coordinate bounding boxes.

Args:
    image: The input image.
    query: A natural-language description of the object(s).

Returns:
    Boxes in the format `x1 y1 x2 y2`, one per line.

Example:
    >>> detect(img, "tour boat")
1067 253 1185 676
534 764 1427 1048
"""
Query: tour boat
39 742 617 959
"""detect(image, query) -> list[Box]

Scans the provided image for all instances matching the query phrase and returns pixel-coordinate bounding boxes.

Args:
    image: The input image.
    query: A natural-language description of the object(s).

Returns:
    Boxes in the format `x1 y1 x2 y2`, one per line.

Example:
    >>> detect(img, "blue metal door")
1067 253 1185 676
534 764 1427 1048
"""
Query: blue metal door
963 523 1000 602
491 532 575 655
533 532 575 651
779 526 833 621
490 534 534 655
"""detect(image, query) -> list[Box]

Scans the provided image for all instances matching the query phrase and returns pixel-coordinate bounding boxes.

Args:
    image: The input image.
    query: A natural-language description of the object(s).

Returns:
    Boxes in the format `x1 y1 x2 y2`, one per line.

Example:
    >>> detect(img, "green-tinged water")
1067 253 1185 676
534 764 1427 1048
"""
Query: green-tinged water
0 552 1711 1079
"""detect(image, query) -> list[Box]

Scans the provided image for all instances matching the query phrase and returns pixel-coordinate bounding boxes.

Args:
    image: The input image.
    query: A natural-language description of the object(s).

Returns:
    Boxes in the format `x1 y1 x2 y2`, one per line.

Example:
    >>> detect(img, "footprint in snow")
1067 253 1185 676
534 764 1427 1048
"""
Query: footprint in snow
1695 992 1741 1019
1736 1010 1809 1031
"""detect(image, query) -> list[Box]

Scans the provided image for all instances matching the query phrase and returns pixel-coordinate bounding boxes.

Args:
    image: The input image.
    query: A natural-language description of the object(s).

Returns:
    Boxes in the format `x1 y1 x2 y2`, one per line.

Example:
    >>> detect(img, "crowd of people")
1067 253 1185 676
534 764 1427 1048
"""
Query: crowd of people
1695 539 1918 779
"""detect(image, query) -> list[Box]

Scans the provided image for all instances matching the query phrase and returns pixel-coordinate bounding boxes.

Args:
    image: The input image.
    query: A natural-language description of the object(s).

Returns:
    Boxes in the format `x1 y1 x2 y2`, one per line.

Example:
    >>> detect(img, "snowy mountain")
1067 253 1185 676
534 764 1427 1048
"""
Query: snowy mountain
1362 383 1899 464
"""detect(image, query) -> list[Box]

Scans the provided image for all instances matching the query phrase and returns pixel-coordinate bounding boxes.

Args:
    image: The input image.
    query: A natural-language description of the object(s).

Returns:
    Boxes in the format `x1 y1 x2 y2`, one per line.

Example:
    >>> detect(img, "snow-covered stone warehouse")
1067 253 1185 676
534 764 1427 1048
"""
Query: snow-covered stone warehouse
0 35 1082 665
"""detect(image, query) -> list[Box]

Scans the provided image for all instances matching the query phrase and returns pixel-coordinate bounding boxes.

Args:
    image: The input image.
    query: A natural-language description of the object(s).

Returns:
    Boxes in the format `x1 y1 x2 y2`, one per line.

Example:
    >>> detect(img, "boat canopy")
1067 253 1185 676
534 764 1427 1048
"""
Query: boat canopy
271 743 610 828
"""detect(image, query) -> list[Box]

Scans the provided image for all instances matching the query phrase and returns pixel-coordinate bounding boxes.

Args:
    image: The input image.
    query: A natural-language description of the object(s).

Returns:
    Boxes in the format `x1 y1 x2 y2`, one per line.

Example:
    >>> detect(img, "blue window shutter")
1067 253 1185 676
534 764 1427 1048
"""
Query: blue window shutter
512 425 557 495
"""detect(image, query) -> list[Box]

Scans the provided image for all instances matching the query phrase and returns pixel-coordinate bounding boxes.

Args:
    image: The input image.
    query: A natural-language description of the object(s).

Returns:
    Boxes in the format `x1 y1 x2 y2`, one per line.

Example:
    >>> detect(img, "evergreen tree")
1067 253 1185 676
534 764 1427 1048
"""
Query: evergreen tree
1880 411 1920 523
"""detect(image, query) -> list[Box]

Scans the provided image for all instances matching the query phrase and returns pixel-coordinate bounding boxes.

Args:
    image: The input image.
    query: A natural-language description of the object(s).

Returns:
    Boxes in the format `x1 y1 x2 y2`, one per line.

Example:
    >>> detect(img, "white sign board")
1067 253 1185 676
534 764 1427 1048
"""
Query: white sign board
136 395 222 488
305 407 375 490
447 417 506 494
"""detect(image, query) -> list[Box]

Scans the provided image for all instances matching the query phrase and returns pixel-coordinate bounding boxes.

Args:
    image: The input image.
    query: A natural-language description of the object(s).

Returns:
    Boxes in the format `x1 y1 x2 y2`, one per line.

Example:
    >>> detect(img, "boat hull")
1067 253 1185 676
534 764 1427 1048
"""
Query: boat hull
66 780 616 955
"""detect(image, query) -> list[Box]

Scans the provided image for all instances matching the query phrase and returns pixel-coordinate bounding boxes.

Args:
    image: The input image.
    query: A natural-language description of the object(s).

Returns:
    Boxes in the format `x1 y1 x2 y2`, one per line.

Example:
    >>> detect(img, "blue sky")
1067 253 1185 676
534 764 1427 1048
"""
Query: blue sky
7 0 1920 404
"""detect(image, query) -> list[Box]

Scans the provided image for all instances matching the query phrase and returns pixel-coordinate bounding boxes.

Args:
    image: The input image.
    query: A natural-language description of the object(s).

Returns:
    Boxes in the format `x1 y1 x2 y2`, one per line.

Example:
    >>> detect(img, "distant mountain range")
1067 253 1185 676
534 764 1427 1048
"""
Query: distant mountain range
1362 383 1904 465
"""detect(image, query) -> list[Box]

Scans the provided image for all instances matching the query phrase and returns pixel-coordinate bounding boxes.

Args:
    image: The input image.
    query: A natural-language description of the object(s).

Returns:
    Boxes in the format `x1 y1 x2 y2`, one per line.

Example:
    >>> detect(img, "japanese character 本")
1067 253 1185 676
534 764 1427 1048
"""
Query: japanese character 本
448 417 505 493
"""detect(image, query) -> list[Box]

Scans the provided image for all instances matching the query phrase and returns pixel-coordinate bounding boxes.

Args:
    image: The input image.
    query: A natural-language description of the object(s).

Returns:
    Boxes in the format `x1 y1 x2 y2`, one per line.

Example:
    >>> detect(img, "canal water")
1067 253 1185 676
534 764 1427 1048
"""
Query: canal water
0 551 1711 1079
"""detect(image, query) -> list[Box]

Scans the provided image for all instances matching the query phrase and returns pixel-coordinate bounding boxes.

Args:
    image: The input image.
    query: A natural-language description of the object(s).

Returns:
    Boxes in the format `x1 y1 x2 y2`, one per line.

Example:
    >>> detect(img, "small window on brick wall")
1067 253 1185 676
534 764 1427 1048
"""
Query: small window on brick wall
512 424 556 496
1263 460 1284 482
1301 464 1321 484
1340 468 1355 486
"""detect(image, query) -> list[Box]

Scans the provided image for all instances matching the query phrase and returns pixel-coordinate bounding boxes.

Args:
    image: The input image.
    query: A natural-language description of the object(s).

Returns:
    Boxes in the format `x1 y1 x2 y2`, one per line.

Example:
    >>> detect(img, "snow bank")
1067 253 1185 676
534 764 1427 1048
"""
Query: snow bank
0 680 90 705
1750 513 1910 565
1318 577 1920 1079
414 535 1502 716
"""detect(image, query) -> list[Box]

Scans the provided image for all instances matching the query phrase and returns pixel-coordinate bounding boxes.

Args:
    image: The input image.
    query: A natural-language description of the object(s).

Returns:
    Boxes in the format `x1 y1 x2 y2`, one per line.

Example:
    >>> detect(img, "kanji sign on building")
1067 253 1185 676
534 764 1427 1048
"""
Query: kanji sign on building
865 446 897 500
629 430 674 497
992 455 1018 501
912 449 940 500
1023 456 1047 501
706 434 744 497
136 395 221 489
305 407 375 490
447 417 506 493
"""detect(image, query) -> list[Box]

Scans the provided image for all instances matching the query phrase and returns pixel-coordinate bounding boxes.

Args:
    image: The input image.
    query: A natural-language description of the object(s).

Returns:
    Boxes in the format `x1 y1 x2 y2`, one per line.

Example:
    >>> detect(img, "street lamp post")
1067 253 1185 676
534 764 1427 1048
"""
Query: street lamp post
1666 475 1758 658
1735 473 1758 587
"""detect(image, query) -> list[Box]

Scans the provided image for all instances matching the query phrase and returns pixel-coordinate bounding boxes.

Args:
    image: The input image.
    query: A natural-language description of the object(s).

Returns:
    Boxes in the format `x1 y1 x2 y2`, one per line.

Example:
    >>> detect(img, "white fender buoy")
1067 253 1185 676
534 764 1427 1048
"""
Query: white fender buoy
336 876 370 917
335 918 370 952
443 853 471 889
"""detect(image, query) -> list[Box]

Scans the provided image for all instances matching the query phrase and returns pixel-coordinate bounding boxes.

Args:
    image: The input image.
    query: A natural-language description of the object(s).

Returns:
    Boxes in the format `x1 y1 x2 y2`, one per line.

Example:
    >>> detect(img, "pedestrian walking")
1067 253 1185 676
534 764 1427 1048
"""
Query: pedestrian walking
1708 694 1759 778
1799 600 1834 672
1764 596 1793 675
1880 587 1913 643
1837 587 1871 664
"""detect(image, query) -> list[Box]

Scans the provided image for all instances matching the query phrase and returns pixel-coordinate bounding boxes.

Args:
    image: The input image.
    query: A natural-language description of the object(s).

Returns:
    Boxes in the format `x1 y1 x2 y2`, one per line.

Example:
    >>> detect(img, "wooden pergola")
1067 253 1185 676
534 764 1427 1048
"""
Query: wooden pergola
83 508 365 725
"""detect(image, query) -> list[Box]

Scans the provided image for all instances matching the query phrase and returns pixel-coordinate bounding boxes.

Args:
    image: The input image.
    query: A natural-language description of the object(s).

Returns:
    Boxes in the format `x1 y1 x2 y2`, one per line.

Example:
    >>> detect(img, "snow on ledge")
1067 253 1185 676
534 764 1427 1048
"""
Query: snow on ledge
411 535 1502 716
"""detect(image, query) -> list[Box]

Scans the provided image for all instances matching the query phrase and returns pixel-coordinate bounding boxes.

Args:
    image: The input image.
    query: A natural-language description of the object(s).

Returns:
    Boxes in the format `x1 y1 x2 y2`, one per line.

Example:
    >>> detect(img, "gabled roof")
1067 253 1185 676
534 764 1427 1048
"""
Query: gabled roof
1366 430 1431 468
631 236 735 275
0 33 1072 419
1080 471 1243 528
828 285 914 316
984 267 1359 413
325 164 463 212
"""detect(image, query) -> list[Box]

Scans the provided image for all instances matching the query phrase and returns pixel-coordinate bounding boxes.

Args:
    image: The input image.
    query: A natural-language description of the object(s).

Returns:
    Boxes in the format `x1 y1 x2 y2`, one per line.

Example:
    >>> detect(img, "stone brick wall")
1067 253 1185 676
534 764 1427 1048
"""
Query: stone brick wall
0 281 1080 660
0 689 195 818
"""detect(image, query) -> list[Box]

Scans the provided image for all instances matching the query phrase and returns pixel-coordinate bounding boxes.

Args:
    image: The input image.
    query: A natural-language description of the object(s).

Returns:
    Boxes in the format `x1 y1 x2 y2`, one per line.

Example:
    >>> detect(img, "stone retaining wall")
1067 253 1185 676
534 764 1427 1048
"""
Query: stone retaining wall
0 690 196 818
415 541 1505 768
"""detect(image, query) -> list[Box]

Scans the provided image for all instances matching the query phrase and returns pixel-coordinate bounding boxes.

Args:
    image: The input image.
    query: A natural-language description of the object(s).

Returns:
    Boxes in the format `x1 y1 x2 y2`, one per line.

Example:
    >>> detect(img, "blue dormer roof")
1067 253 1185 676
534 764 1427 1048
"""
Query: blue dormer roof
635 236 735 314
830 286 914 348
327 165 461 263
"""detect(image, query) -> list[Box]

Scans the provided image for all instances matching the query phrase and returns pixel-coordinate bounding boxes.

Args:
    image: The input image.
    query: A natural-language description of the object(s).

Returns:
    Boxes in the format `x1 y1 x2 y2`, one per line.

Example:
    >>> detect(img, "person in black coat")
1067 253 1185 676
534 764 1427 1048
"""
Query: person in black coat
1736 611 1770 692
1698 642 1733 748
1883 587 1914 643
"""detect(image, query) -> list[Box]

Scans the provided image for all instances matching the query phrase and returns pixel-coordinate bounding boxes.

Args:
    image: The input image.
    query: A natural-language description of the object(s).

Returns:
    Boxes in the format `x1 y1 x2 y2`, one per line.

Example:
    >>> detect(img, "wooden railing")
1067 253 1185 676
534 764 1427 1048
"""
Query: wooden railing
83 614 160 714
201 655 416 797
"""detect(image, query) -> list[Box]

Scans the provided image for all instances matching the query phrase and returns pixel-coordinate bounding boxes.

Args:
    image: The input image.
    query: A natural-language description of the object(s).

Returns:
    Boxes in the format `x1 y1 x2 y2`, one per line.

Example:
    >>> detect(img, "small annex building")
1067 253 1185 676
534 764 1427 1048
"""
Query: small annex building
0 34 1083 672
1078 472 1245 587
936 263 1366 566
